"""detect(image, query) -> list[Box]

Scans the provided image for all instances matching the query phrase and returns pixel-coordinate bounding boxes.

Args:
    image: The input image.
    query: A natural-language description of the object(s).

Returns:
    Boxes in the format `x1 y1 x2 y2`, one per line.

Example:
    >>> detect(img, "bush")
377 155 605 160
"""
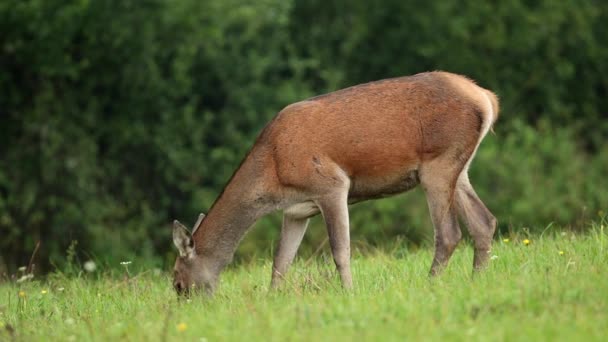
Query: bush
1 0 606 273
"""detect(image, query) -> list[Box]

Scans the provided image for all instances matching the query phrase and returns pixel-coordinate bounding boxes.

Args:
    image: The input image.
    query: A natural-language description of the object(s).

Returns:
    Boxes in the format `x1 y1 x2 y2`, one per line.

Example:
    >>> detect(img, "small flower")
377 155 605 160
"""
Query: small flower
502 238 510 243
523 239 530 246
18 266 27 272
120 261 132 266
41 289 48 294
16 274 34 283
490 255 498 260
177 323 187 332
18 291 26 298
84 260 97 272
58 287 65 292
559 251 565 256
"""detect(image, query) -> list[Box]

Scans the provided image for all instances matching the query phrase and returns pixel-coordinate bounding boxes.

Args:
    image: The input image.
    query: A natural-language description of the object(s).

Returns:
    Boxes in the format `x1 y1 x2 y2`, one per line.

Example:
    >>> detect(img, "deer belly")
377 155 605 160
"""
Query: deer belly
348 169 420 203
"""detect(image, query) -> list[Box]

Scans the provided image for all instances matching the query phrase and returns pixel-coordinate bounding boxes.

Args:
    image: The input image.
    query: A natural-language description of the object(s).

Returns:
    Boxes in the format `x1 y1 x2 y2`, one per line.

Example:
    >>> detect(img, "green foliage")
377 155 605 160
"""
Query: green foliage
0 0 311 271
472 119 608 230
0 0 606 272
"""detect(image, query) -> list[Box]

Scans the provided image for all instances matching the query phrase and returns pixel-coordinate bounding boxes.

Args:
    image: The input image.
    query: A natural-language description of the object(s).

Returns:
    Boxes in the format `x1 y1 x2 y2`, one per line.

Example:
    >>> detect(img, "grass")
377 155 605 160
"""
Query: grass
1 223 607 341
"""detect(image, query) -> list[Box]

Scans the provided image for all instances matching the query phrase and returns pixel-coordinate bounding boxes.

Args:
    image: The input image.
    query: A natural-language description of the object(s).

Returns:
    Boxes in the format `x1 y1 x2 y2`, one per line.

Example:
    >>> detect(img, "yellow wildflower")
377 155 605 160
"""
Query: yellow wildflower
502 238 509 243
41 290 48 294
559 251 565 256
177 323 188 332
523 239 530 246
18 291 26 298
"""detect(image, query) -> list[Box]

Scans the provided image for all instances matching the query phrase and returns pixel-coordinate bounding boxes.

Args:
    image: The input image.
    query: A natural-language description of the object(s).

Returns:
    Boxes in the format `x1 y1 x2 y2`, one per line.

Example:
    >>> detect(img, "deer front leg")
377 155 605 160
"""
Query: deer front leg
271 215 309 289
316 189 353 289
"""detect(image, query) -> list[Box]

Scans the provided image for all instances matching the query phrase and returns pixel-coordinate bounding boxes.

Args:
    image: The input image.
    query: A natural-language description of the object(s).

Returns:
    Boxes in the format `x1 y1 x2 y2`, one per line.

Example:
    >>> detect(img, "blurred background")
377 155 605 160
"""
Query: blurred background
1 0 607 274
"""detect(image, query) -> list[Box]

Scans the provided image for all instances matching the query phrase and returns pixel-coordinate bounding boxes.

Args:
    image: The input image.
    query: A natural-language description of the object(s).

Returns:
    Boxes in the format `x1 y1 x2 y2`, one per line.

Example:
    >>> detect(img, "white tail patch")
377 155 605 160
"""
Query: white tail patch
480 90 495 140
462 89 495 175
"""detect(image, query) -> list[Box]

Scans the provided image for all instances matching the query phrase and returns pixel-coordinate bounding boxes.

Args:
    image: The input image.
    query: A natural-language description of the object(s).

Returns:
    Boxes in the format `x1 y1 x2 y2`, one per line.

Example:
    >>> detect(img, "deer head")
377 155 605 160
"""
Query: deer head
172 214 217 296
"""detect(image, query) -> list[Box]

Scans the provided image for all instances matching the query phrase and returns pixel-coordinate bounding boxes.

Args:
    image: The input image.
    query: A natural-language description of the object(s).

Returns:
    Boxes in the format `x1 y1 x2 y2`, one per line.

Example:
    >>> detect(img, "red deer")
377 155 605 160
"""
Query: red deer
172 71 499 295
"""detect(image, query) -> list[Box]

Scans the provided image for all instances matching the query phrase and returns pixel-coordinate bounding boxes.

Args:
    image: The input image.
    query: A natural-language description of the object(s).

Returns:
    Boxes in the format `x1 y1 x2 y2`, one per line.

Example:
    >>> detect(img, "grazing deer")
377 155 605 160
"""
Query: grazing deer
172 71 499 295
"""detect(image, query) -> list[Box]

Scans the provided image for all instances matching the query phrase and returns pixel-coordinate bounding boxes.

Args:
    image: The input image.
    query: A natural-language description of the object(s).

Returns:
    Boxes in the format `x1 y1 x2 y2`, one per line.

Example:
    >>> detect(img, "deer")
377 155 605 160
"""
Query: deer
171 71 499 296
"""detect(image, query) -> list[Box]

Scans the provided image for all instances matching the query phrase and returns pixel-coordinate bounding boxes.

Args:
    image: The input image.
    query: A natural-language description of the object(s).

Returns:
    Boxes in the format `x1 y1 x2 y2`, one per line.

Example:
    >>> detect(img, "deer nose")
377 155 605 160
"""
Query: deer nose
174 281 185 294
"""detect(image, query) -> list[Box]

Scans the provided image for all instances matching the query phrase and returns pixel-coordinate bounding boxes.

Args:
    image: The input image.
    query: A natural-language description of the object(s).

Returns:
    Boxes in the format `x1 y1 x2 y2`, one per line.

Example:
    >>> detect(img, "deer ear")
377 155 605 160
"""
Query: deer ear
191 213 206 235
173 220 194 257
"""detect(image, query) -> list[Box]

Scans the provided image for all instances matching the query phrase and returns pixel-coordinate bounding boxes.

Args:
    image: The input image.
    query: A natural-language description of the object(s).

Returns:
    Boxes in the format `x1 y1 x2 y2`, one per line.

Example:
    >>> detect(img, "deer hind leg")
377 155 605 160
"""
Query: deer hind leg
456 173 497 271
271 214 310 289
420 157 465 276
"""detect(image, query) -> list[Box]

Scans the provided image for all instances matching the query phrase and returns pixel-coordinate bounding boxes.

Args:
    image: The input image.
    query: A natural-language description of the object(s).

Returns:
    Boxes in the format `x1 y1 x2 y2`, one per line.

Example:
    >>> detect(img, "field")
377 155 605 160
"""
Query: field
1 223 607 342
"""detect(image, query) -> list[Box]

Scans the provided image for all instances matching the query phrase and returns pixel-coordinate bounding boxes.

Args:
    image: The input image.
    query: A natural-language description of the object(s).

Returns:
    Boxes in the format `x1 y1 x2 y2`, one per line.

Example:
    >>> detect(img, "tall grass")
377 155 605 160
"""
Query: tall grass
1 223 607 341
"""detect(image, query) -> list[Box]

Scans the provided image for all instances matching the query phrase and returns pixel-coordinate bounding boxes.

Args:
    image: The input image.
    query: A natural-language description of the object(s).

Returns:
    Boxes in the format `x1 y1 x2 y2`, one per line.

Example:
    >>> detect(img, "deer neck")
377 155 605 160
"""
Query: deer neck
192 148 277 269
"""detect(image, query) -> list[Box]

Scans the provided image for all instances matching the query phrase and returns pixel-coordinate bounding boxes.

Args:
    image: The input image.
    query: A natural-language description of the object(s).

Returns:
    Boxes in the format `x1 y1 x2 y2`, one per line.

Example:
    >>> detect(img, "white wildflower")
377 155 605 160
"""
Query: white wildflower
16 274 34 283
490 255 499 260
120 261 132 266
83 260 97 272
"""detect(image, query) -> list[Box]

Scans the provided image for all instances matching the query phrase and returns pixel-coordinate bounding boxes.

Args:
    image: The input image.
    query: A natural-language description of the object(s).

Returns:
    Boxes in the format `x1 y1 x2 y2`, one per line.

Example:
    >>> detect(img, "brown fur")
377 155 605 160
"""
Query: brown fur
172 71 499 295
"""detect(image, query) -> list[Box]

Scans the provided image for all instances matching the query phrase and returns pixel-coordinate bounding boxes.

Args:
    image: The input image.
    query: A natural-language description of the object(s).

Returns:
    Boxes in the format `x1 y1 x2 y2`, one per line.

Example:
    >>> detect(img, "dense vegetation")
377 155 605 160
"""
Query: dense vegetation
1 0 607 273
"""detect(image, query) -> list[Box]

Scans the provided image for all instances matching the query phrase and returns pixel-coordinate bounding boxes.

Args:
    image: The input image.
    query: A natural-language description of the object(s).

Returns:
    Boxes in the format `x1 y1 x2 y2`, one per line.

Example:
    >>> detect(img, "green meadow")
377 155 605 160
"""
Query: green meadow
2 222 607 342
